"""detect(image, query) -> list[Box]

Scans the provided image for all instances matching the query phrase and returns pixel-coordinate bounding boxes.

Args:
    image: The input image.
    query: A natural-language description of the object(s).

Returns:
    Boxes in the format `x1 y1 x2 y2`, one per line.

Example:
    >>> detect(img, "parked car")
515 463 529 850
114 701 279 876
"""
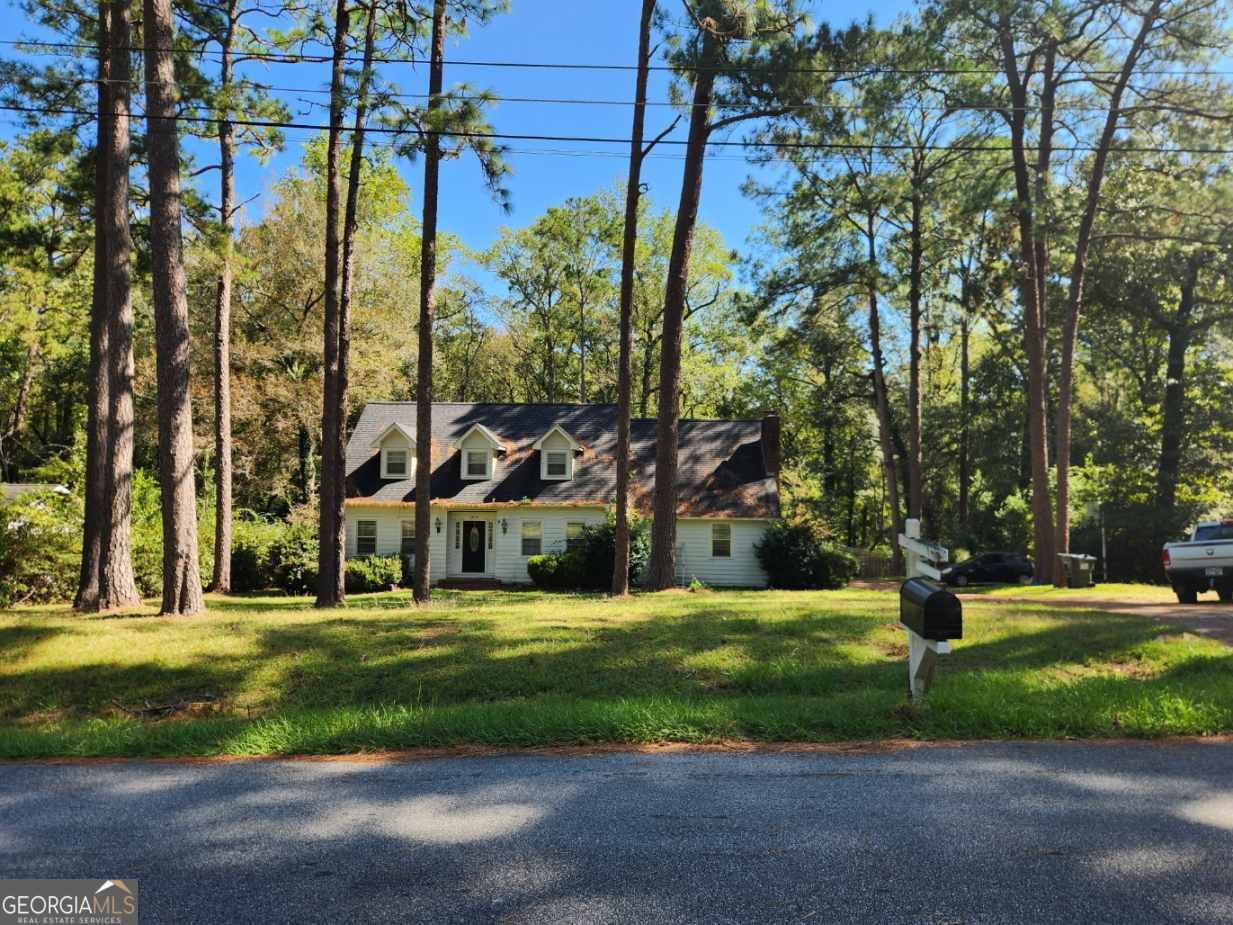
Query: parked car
1162 520 1233 604
941 552 1034 587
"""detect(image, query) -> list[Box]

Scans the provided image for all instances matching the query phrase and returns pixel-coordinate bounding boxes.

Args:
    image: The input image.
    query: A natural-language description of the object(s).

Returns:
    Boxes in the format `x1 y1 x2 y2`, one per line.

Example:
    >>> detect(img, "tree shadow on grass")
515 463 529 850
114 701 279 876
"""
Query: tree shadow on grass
949 610 1174 673
3 591 1228 741
0 623 67 664
0 657 255 722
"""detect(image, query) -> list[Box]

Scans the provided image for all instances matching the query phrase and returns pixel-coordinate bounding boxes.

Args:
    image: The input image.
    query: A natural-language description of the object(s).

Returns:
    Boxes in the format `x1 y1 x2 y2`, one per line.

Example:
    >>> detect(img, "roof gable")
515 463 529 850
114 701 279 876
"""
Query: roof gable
368 421 416 449
531 424 581 452
456 422 506 453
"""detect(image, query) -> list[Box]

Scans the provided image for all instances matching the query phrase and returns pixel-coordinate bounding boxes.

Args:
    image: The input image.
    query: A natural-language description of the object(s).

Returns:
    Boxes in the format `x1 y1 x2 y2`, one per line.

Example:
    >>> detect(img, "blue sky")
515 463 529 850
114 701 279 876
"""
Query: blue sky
1 0 914 271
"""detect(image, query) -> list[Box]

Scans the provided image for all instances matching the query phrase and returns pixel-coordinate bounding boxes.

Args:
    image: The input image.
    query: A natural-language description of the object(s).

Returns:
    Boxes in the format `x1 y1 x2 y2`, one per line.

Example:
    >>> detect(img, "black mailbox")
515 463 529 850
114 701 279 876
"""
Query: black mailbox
900 578 963 641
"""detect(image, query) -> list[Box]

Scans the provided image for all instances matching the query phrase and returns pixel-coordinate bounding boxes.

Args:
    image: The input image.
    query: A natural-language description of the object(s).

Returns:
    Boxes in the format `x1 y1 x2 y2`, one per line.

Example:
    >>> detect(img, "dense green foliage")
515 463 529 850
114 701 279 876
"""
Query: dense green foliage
754 521 859 590
0 487 79 606
1 1 1231 601
527 517 651 590
344 555 404 594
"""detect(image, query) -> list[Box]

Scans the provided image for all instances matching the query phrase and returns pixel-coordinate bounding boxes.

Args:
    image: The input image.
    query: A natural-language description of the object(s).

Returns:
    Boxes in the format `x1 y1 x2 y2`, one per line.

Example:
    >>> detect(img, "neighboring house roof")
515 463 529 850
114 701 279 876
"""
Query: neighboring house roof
1 482 68 501
345 402 780 519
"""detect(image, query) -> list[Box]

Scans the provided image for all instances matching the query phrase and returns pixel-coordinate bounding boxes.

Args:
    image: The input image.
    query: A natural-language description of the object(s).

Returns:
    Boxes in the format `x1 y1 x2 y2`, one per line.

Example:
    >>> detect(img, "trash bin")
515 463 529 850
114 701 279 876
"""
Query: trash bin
1058 554 1097 588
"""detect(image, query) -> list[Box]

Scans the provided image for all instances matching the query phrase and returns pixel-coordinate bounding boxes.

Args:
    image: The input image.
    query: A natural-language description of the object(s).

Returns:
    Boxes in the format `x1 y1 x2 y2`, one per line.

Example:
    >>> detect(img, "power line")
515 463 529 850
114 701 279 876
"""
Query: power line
70 74 1232 117
7 101 1233 156
6 38 1233 79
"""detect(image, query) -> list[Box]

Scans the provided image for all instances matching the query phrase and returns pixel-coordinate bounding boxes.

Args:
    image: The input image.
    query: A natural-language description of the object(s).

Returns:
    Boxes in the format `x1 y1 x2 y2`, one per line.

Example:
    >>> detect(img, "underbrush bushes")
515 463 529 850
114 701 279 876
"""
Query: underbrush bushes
755 521 858 590
0 469 329 603
0 486 80 606
527 516 650 590
344 555 402 594
265 524 319 595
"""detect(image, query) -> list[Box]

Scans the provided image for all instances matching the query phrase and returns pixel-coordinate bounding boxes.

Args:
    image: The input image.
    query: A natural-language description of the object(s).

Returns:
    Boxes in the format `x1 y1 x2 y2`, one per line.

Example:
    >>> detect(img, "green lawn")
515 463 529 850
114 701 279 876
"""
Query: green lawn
1 586 1229 758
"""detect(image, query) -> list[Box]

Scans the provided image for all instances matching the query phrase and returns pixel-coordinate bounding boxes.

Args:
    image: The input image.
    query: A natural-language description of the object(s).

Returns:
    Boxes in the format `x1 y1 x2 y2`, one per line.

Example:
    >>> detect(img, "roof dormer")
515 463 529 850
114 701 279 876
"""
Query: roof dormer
532 425 581 481
370 422 416 480
457 423 506 481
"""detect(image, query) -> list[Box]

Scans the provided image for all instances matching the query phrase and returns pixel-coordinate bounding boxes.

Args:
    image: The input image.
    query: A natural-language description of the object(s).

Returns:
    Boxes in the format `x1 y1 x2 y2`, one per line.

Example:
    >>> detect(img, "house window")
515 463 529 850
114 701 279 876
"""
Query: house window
711 523 731 558
383 449 407 478
401 520 415 556
465 450 488 479
545 451 568 478
357 520 377 557
565 522 584 551
521 520 542 556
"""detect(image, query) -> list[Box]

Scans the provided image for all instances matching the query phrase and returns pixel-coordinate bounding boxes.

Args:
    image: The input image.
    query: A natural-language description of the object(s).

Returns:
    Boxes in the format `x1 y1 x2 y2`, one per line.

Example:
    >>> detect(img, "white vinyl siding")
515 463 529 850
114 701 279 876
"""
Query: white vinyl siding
346 505 447 579
346 507 769 588
674 519 770 587
492 509 608 584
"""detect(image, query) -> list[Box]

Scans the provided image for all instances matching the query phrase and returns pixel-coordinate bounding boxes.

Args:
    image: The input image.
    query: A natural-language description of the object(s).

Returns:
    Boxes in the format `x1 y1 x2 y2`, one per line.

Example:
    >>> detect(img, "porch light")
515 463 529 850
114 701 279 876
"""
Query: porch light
434 516 442 534
501 518 509 534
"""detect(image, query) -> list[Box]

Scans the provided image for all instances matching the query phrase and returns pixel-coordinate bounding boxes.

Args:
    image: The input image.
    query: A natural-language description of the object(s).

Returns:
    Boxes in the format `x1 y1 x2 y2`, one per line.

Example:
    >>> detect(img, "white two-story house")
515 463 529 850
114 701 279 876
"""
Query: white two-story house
343 402 781 587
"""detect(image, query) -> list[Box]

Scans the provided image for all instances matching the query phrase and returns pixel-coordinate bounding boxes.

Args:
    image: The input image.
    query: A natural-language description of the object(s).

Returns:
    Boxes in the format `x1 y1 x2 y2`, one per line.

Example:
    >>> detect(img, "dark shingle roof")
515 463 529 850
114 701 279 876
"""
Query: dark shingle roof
345 402 779 518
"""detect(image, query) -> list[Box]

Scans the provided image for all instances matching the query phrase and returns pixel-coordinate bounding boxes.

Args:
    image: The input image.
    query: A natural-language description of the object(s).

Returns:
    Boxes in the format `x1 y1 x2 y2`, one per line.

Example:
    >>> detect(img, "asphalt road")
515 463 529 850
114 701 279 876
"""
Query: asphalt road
3 742 1232 924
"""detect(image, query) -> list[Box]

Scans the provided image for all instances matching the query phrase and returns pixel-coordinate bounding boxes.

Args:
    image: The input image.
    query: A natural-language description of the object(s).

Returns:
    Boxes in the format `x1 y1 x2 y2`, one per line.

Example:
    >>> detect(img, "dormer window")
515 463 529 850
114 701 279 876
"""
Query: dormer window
533 425 582 481
370 421 416 481
457 423 505 482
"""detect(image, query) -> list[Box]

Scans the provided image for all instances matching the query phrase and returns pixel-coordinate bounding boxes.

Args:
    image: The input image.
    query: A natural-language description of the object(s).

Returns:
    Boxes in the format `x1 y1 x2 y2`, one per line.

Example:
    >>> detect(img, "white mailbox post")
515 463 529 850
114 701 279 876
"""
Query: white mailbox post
898 519 955 702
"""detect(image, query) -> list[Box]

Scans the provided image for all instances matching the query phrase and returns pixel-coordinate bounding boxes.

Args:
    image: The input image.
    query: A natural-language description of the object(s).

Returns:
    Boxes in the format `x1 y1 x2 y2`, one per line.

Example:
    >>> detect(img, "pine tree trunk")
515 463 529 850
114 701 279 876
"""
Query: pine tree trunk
144 0 204 615
1052 1 1160 585
210 0 238 593
97 0 141 610
315 0 349 608
958 313 970 524
612 0 656 597
77 0 111 611
999 19 1055 584
869 274 904 574
648 32 716 591
330 0 378 602
906 186 923 522
1 340 38 479
1156 257 1198 516
414 0 446 603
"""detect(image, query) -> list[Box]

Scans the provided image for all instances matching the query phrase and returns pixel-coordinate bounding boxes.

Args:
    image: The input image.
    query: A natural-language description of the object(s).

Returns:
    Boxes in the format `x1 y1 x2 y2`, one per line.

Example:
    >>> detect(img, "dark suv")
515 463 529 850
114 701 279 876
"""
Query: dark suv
941 552 1034 587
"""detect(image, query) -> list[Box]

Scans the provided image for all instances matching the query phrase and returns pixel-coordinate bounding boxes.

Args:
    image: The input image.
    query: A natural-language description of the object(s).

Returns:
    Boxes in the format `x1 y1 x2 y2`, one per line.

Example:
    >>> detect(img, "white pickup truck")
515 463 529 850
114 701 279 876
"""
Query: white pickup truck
1162 520 1233 604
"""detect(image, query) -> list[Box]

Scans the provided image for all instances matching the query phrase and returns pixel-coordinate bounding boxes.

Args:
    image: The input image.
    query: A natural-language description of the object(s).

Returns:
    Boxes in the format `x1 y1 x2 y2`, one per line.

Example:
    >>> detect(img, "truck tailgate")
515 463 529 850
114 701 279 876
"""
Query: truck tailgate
1169 543 1233 569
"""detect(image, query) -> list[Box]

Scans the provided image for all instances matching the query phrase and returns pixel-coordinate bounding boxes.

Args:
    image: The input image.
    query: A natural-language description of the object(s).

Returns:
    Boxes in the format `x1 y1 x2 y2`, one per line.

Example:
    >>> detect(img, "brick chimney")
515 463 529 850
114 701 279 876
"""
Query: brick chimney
761 413 781 478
